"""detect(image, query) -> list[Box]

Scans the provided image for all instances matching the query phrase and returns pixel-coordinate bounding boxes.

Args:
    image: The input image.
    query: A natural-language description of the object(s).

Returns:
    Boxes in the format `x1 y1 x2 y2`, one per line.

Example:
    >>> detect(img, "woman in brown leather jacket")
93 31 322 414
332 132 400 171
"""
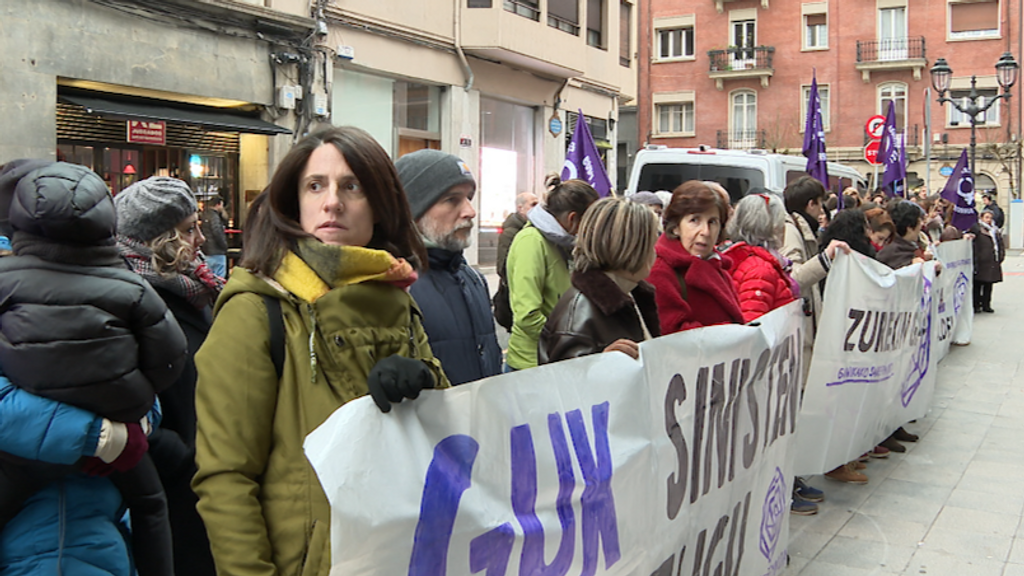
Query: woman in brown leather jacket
539 197 661 364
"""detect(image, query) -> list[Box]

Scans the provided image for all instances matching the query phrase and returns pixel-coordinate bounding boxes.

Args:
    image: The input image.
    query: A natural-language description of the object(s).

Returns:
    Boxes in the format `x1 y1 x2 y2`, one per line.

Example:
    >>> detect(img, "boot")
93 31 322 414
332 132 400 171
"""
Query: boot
893 427 919 442
879 435 906 453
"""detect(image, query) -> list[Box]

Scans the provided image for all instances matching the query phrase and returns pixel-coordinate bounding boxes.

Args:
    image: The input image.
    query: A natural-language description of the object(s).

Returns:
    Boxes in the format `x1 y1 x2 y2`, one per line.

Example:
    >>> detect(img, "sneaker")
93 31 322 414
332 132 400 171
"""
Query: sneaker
794 477 824 503
870 445 890 458
880 436 907 453
858 452 871 463
825 463 869 484
893 427 919 442
791 495 819 515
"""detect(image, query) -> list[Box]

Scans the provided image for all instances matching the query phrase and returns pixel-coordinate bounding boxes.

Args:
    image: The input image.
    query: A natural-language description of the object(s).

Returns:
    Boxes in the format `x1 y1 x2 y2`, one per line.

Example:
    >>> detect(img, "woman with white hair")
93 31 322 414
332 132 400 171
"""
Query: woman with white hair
720 192 797 323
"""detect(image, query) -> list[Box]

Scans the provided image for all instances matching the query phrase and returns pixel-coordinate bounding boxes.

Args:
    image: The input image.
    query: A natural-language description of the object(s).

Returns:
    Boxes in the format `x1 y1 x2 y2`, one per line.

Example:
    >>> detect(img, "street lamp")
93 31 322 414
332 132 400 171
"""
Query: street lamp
929 52 1018 178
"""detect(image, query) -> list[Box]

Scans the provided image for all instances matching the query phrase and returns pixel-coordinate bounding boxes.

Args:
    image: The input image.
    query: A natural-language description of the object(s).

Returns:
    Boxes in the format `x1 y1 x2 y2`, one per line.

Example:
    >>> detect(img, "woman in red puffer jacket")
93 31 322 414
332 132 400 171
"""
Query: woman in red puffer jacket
720 192 797 323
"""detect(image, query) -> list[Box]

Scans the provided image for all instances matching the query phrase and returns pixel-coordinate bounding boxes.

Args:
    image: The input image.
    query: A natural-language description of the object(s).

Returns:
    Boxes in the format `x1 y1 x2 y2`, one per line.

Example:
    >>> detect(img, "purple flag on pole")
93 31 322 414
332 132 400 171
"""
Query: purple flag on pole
802 74 829 191
879 101 906 196
940 149 978 231
561 110 612 197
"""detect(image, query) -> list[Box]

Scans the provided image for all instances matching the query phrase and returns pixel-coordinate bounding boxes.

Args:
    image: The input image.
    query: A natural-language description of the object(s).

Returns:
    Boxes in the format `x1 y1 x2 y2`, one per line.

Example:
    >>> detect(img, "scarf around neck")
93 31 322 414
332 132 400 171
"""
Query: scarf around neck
978 220 1000 261
527 205 575 262
118 235 224 310
277 238 417 303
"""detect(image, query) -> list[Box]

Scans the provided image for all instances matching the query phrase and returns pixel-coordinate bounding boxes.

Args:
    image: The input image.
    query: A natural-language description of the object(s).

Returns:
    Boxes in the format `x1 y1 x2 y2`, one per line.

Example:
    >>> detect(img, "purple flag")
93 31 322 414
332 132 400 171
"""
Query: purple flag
940 149 978 231
561 110 612 197
802 75 829 189
879 101 906 196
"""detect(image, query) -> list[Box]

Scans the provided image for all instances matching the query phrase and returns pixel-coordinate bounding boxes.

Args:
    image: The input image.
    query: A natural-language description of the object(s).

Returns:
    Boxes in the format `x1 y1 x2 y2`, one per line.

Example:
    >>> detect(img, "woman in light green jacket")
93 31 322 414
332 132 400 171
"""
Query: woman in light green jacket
192 127 449 576
505 179 599 370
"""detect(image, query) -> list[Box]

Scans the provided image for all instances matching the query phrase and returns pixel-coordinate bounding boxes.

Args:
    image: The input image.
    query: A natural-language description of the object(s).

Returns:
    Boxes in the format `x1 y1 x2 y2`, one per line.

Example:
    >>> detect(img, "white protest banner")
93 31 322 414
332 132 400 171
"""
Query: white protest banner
931 239 974 356
793 251 937 476
304 302 804 576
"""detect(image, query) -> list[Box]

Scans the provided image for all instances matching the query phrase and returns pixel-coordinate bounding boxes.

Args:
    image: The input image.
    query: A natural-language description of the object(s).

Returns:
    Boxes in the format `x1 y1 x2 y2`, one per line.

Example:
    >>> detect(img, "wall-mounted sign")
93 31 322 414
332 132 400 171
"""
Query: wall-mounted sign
939 165 954 177
127 120 166 145
548 113 563 137
459 135 472 148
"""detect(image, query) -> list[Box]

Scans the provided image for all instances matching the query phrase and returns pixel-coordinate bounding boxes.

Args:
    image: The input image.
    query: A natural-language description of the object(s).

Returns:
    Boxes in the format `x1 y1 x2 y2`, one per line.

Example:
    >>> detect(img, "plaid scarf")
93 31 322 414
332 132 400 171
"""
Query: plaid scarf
118 235 224 309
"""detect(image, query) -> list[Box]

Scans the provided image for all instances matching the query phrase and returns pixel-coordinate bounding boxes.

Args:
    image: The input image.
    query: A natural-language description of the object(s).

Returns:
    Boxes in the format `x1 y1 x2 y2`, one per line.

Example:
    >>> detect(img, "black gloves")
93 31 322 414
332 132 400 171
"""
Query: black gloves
367 355 436 413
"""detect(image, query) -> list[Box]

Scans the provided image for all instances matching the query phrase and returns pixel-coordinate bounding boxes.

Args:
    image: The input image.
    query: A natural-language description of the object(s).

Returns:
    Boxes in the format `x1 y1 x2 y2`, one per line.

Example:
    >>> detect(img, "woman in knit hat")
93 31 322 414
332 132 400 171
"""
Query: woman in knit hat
191 126 450 576
115 176 222 576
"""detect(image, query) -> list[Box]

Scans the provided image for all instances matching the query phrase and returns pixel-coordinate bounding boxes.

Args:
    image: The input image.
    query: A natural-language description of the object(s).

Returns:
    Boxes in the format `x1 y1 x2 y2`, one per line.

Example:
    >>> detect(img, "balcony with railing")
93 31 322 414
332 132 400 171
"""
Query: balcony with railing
717 129 767 150
855 37 927 82
707 46 775 90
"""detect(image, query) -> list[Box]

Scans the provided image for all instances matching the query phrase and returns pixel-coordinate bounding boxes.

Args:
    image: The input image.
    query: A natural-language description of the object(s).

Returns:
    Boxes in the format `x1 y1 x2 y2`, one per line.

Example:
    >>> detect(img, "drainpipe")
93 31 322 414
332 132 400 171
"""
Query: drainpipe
454 0 474 91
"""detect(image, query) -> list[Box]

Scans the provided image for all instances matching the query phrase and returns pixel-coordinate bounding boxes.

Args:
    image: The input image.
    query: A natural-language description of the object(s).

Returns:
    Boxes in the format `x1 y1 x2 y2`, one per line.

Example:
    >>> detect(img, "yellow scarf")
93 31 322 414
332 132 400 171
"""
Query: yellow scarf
275 243 415 303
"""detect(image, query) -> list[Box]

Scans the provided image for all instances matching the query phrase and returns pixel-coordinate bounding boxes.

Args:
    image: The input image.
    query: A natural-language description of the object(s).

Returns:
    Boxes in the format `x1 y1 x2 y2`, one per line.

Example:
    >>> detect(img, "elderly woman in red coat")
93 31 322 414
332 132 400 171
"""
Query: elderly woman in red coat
720 192 797 323
648 180 743 333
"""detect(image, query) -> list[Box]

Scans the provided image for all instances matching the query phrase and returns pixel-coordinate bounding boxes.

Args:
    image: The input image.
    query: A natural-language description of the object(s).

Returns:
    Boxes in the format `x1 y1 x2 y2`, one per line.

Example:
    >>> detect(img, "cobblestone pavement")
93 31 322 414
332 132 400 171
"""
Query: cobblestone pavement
791 251 1024 576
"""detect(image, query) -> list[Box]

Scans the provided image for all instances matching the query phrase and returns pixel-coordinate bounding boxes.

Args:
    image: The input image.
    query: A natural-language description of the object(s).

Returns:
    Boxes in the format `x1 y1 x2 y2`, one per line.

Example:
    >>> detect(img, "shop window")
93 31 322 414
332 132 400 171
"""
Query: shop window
949 0 999 38
657 27 694 59
479 98 536 267
394 82 442 157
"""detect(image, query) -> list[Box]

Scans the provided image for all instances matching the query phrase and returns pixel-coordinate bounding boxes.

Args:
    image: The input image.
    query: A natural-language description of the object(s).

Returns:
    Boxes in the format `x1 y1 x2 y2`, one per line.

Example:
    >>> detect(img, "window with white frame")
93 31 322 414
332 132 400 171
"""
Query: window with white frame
879 82 908 131
657 27 694 59
804 13 827 48
949 0 999 39
801 84 830 131
948 89 1001 126
656 102 695 135
730 90 757 147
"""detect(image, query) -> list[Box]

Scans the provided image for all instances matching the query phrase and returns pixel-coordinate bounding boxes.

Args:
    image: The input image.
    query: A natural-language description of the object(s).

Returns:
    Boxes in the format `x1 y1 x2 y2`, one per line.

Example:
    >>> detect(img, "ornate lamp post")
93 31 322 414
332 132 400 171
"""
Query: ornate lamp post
929 52 1019 177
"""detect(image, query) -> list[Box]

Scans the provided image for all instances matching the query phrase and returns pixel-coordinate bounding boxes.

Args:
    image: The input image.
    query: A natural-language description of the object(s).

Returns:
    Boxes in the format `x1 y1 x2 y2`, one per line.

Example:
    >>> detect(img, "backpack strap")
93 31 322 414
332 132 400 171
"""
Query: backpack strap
674 269 688 301
262 294 285 380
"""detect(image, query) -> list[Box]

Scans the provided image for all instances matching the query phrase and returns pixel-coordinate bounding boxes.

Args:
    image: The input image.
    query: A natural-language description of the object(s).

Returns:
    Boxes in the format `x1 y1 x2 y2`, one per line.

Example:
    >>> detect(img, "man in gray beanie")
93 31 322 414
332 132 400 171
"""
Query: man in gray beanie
395 149 501 385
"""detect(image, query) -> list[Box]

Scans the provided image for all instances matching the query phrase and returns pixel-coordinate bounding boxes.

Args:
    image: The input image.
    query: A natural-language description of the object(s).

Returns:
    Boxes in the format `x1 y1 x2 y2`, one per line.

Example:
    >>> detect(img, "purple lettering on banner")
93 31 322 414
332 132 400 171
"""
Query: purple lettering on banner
408 435 480 576
566 403 621 575
470 523 515 576
512 415 575 576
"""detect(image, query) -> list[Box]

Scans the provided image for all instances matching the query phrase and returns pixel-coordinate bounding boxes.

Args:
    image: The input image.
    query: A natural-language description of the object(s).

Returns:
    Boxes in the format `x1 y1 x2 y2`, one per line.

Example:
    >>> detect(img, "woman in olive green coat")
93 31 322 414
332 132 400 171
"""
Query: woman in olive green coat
192 127 449 576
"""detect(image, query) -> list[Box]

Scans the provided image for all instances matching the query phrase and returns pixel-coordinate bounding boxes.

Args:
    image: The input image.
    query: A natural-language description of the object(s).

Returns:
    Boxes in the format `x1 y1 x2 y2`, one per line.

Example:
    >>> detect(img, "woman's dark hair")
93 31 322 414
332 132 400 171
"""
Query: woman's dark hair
819 208 875 258
544 177 600 218
888 200 924 237
240 126 426 276
784 176 826 214
663 180 729 240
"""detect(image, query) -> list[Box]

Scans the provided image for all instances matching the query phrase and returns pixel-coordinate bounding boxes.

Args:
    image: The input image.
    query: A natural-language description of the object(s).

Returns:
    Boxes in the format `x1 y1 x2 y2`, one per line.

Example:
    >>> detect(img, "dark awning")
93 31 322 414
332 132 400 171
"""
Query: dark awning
60 94 291 135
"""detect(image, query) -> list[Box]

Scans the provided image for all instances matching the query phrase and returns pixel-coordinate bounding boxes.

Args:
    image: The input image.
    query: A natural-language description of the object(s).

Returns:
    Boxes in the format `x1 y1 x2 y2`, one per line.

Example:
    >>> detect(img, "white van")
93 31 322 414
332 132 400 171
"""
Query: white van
625 146 867 203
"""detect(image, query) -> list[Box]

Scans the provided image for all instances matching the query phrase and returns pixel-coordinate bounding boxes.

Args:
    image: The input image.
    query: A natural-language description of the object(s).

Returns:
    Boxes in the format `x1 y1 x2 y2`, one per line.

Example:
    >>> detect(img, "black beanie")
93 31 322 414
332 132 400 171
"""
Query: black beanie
395 150 476 221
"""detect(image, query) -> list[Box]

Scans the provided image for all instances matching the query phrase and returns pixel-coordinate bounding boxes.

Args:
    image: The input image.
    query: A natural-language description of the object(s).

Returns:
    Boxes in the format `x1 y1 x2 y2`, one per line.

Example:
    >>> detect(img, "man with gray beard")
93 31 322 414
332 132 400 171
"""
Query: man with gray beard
396 150 502 385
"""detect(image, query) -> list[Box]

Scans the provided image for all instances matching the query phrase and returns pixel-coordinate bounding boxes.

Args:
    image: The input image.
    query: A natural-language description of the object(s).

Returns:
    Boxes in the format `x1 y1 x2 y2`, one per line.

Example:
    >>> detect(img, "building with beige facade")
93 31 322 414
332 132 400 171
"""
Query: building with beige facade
321 0 638 266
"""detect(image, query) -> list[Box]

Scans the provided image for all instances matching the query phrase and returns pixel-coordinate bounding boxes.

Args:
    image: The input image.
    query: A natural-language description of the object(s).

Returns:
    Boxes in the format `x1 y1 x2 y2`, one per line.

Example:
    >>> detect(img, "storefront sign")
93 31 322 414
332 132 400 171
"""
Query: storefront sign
127 120 166 145
549 113 563 137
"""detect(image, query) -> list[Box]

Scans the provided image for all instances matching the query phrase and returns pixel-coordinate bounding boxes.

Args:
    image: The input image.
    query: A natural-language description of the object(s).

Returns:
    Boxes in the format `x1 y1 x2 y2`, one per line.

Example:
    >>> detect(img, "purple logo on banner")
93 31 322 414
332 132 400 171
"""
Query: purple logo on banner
759 468 786 560
879 101 906 196
940 149 979 231
901 277 932 408
802 74 829 189
561 110 613 197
